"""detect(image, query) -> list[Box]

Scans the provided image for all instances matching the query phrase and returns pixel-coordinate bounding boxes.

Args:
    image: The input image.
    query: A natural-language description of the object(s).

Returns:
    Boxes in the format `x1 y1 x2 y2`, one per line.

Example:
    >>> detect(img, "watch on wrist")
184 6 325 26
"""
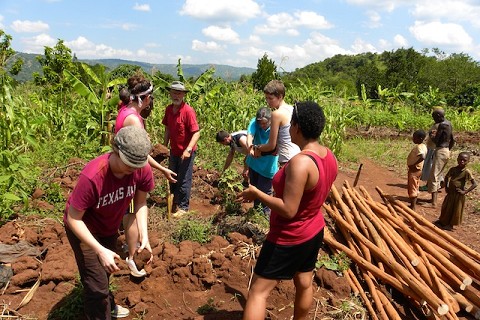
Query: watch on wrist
186 148 192 153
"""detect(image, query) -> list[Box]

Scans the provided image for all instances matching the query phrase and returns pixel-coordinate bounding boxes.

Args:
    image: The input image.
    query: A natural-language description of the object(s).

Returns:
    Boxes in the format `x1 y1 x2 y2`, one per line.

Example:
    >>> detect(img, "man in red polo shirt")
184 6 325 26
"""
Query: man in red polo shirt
162 81 200 217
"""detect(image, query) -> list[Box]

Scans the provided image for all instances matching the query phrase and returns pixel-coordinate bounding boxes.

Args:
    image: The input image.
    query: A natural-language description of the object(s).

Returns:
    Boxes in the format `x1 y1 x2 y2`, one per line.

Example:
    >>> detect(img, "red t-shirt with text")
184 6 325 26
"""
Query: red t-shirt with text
64 153 154 237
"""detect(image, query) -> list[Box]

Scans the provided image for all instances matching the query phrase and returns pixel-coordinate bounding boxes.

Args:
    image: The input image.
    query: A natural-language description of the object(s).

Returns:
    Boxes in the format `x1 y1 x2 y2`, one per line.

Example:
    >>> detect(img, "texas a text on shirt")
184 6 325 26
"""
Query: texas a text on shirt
96 185 137 208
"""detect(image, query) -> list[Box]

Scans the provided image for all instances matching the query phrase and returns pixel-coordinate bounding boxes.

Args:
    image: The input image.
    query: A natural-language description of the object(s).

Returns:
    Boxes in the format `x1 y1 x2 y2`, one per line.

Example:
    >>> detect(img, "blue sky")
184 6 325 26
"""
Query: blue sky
1 0 479 71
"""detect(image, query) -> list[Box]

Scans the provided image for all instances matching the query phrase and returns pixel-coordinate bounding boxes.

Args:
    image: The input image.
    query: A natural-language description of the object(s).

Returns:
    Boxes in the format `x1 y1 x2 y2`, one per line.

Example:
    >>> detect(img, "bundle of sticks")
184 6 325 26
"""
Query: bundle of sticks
323 181 480 320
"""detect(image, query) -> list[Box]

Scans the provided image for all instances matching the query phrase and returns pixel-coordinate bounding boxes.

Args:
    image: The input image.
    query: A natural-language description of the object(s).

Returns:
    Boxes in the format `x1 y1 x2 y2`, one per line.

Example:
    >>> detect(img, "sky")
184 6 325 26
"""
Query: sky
1 0 479 72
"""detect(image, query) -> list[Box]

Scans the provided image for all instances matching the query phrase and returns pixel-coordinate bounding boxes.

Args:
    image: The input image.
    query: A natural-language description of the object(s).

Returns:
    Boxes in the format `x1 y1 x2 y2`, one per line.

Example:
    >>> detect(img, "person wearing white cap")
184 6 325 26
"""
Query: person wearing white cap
162 81 200 217
64 126 155 319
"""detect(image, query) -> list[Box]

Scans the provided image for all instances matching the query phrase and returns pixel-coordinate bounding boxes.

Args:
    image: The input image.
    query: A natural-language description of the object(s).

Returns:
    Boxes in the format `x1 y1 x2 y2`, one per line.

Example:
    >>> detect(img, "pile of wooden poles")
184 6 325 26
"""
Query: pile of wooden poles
323 181 480 320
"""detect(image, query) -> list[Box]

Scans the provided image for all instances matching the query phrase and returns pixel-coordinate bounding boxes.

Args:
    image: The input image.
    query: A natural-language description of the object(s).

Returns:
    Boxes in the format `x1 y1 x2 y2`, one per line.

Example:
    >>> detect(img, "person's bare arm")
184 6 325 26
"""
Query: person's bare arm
181 131 200 160
238 154 312 219
163 127 170 147
222 149 235 173
133 190 153 263
147 155 177 182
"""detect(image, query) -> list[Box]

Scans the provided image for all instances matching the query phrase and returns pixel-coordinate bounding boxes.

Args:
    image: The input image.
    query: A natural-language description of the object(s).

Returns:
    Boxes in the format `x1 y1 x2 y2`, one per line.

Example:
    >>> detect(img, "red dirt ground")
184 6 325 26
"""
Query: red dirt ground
1 137 479 320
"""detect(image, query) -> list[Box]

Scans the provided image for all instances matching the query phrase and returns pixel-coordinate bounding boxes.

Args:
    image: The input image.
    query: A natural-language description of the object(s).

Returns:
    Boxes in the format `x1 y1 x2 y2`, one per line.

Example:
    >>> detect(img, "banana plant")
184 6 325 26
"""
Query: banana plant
63 63 126 144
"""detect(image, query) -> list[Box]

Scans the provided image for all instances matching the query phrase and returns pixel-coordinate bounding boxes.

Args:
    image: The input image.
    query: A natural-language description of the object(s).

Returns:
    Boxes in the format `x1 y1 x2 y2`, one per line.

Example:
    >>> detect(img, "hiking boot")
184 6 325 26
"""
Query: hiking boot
126 257 147 277
112 304 129 318
172 209 188 218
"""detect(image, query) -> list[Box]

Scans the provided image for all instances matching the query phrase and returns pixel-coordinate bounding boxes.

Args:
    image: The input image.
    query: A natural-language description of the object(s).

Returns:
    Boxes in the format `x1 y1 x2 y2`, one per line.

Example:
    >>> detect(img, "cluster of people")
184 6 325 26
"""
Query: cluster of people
407 107 477 230
64 74 339 319
64 75 200 319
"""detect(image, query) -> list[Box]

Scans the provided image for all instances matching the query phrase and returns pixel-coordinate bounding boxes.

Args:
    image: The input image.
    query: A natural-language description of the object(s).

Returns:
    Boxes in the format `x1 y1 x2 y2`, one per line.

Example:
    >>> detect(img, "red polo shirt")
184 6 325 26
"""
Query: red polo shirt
162 101 199 157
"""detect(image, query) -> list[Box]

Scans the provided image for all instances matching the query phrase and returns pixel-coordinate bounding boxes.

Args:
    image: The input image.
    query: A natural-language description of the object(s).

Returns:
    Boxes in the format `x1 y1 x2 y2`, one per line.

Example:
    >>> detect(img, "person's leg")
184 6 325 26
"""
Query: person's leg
176 151 195 210
242 274 279 320
168 155 181 210
66 228 116 320
254 173 273 215
292 271 315 320
248 169 262 211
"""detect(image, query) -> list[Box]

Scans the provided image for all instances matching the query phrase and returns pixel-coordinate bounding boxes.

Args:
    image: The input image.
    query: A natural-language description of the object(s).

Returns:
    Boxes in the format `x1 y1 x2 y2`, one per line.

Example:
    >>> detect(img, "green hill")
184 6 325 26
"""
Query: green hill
11 52 255 82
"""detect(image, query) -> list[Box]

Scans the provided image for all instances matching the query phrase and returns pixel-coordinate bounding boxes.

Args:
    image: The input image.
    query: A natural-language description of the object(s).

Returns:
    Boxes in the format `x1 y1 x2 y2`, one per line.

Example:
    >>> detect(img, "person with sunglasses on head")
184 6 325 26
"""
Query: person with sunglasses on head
238 101 338 320
253 80 300 167
64 126 155 319
115 74 177 277
162 81 200 218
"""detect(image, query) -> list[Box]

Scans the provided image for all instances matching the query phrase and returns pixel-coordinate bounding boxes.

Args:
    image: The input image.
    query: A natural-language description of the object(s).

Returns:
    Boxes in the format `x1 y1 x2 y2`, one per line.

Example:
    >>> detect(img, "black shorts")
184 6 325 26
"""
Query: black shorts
254 229 324 280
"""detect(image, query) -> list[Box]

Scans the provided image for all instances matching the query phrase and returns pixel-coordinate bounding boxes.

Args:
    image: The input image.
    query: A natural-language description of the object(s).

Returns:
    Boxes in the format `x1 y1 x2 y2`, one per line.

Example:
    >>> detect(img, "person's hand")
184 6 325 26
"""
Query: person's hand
237 184 258 203
162 168 177 183
137 236 154 264
456 188 466 195
181 149 192 161
97 247 120 273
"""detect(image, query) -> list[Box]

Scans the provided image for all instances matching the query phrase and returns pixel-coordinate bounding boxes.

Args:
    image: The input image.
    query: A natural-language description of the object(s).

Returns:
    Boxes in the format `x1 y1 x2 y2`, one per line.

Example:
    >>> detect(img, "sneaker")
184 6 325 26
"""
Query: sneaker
126 257 147 277
112 304 129 318
172 209 188 218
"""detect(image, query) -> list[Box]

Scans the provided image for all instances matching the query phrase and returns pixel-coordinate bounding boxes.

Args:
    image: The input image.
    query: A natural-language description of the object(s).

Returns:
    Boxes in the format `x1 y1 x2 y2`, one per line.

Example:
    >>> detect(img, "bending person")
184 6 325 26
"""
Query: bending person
64 126 154 319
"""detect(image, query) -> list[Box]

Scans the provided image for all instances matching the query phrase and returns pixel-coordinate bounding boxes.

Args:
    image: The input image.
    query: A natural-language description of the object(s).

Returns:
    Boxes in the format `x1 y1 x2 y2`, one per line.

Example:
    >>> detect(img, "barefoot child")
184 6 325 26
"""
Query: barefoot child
437 152 477 229
407 130 427 209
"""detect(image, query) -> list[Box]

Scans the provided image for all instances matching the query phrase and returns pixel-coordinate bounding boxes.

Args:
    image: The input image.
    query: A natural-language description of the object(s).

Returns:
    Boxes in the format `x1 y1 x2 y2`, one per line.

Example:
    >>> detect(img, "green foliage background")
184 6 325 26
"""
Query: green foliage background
2 32 480 222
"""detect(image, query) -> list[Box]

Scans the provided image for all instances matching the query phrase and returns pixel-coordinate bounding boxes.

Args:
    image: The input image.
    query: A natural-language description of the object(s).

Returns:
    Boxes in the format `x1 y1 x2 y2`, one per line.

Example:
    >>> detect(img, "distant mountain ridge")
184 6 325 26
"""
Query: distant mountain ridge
12 52 255 82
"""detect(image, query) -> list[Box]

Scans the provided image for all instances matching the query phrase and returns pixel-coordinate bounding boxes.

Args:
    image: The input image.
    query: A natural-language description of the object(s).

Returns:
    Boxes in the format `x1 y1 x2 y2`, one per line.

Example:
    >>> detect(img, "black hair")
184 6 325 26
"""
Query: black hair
291 101 325 140
216 130 229 142
413 129 426 140
256 107 272 121
458 151 471 160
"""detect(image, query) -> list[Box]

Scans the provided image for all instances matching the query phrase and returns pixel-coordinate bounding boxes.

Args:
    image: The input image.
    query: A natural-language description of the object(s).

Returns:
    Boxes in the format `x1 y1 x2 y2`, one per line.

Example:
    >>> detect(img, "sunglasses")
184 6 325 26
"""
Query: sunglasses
293 102 301 130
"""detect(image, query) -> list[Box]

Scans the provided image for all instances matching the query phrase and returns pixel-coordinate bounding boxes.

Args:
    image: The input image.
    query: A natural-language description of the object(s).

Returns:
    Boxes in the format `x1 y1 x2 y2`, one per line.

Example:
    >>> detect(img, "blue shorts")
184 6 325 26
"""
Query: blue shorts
254 229 324 280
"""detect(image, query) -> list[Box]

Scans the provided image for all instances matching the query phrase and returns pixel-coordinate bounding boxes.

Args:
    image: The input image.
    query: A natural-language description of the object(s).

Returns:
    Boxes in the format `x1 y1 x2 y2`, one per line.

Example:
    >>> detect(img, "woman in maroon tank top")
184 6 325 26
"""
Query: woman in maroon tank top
238 101 338 320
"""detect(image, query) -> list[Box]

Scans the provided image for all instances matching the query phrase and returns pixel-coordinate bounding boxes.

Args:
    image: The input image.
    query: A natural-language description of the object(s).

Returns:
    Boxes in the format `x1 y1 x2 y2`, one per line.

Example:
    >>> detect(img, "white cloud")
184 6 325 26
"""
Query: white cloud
413 0 480 28
366 10 382 28
255 11 332 35
133 3 151 12
293 11 333 29
256 32 351 71
191 39 224 52
343 0 402 12
21 33 56 53
409 21 473 48
66 36 95 50
181 0 261 22
202 26 240 43
351 38 377 53
393 34 408 47
237 46 272 59
11 20 49 33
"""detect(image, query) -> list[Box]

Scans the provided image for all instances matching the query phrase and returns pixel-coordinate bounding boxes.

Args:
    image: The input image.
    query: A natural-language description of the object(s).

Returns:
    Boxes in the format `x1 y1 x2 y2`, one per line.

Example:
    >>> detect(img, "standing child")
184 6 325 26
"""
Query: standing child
437 152 477 229
407 130 427 209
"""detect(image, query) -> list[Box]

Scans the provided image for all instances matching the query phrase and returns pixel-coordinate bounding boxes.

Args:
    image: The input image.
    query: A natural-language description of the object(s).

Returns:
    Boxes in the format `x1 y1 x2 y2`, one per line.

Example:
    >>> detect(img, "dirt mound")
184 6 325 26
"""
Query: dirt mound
0 218 351 320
